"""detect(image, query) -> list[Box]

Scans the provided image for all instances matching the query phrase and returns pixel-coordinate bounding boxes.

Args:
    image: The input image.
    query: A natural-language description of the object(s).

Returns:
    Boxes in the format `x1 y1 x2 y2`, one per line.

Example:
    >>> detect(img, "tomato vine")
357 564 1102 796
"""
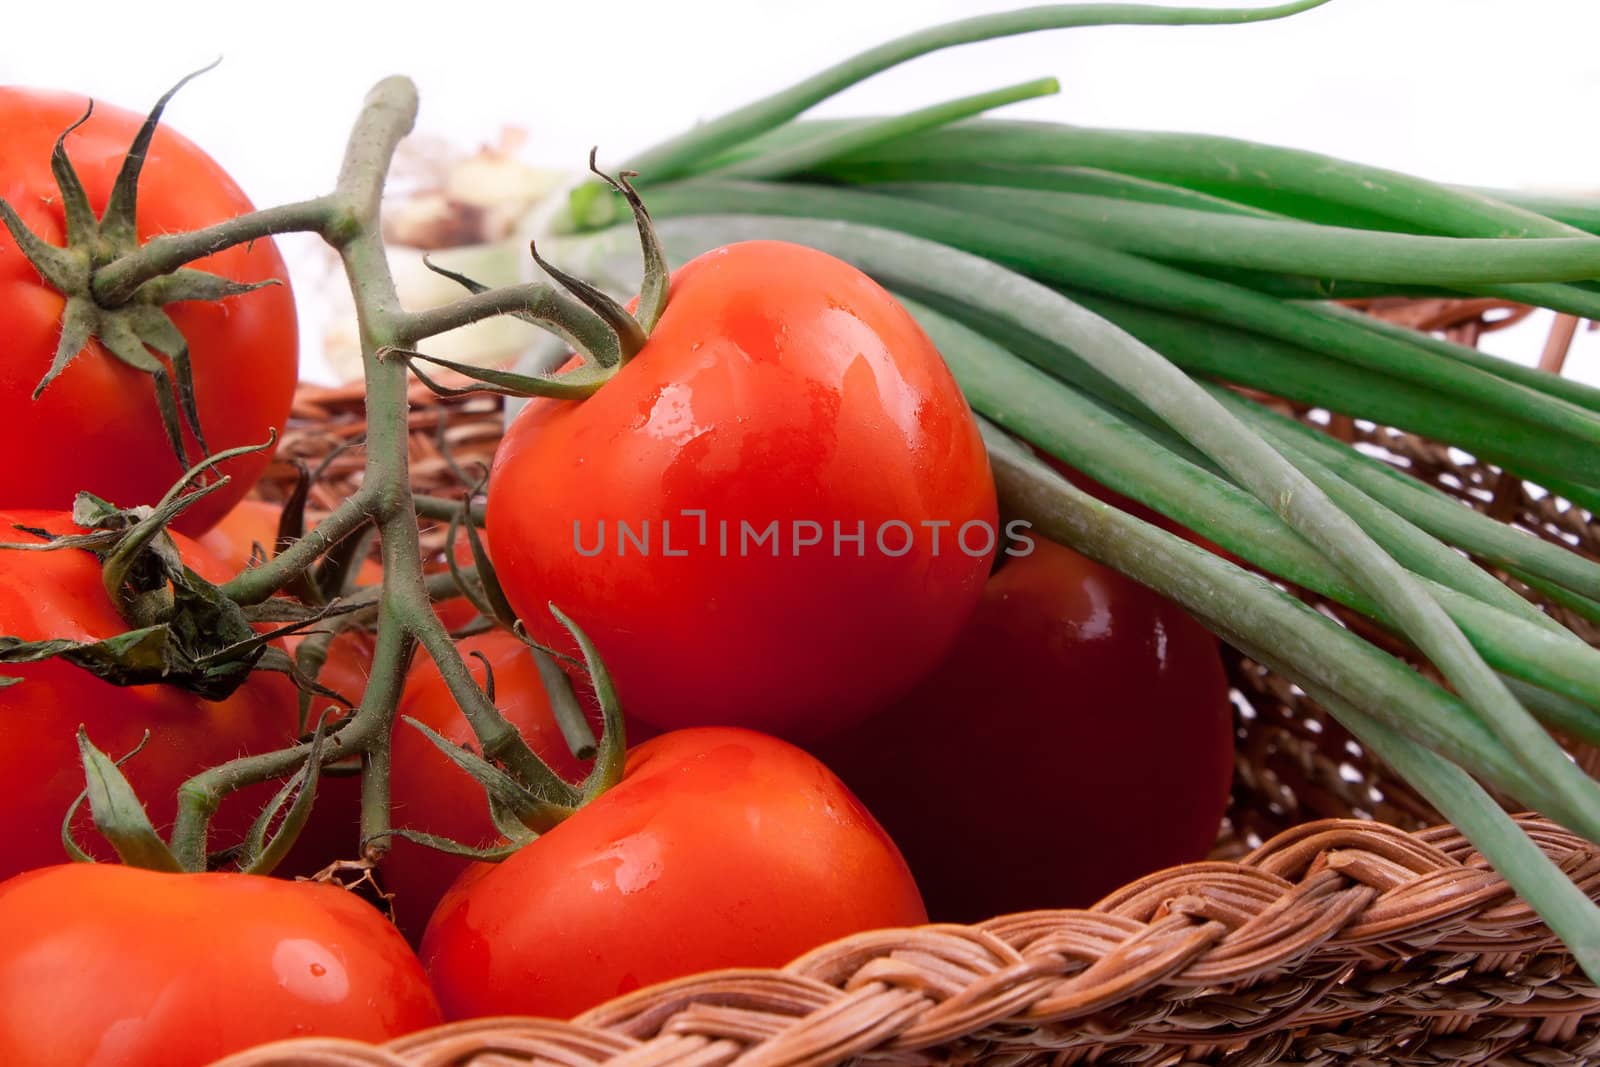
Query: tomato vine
0 76 633 875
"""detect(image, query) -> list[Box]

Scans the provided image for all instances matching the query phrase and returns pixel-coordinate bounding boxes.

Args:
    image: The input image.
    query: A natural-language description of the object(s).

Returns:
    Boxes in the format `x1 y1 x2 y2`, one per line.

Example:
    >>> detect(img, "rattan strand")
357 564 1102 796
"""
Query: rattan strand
212 815 1600 1066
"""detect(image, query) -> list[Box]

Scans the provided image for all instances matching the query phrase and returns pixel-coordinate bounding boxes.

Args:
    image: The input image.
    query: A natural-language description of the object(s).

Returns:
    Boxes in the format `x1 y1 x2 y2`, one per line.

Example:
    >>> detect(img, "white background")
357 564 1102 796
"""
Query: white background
4 0 1599 382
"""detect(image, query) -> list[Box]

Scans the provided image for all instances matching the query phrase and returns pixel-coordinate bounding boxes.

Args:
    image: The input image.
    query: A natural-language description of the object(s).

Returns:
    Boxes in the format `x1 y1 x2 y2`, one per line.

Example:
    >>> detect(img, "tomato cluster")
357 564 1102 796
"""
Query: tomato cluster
0 86 1236 1067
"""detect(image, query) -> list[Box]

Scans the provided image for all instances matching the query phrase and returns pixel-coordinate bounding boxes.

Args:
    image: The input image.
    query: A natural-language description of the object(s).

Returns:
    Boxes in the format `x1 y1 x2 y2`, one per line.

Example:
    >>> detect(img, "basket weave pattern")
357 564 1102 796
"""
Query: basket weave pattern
216 302 1600 1066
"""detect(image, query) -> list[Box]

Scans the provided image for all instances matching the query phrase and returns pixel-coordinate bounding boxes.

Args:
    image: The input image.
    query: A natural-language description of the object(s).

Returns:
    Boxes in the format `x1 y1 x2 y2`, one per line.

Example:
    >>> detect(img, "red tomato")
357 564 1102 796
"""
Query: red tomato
818 535 1235 922
0 89 297 535
421 727 926 1019
0 511 300 879
486 241 996 742
0 863 441 1066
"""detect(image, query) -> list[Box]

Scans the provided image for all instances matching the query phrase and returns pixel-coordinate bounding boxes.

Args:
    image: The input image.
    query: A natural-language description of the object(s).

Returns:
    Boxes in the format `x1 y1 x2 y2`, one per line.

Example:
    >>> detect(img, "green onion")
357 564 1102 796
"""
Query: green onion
1307 301 1600 413
1463 187 1600 237
882 182 1600 288
541 1 1600 970
836 119 1589 239
714 78 1060 182
1210 389 1600 603
1057 289 1600 487
978 422 1600 985
823 160 1287 218
600 1 1334 194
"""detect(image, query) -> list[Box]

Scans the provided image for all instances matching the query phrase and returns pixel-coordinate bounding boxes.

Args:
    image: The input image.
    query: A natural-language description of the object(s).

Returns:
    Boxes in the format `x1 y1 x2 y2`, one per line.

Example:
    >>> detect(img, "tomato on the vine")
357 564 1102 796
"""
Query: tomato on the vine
818 534 1235 922
0 88 297 535
0 863 441 1067
422 726 926 1020
283 626 656 936
0 511 299 880
486 240 997 742
382 628 605 940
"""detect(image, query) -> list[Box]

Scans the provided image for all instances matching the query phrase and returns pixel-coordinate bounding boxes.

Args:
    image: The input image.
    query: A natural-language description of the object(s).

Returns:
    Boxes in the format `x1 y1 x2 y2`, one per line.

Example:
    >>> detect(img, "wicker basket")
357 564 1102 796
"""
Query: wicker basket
213 302 1600 1066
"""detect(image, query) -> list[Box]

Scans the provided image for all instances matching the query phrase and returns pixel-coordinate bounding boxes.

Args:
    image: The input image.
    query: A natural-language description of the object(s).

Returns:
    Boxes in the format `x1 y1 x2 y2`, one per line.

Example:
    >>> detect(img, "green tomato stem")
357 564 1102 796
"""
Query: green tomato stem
92 198 338 307
160 77 571 868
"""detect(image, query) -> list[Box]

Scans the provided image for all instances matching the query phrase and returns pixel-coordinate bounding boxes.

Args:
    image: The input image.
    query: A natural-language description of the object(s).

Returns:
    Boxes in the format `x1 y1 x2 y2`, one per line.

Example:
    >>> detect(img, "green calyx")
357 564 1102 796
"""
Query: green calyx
0 440 296 701
64 717 333 875
363 604 627 864
65 729 185 871
0 66 278 471
387 154 672 403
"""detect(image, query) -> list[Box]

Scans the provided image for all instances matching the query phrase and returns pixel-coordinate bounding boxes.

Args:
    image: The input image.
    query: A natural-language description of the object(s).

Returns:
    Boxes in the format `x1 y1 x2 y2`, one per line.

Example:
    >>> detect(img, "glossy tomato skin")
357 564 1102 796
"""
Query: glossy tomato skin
486 241 996 742
0 511 299 879
421 727 927 1020
818 535 1235 923
0 89 297 535
0 864 441 1067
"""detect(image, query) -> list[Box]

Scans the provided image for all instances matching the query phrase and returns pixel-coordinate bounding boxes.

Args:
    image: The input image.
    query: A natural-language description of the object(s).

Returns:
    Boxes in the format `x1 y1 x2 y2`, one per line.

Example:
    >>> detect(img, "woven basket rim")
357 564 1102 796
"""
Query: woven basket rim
212 814 1600 1066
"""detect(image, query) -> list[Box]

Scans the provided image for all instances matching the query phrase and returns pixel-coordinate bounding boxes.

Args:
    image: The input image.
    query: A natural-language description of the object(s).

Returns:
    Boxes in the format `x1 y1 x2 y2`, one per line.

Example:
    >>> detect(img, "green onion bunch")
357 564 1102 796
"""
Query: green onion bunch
542 1 1600 977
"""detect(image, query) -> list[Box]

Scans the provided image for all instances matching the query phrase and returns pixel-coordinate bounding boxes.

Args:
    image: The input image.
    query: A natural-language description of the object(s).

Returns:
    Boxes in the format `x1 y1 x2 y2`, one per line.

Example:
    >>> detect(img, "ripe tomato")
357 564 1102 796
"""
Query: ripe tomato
818 535 1235 922
0 863 441 1067
0 510 299 879
422 727 926 1019
486 241 996 741
0 88 297 535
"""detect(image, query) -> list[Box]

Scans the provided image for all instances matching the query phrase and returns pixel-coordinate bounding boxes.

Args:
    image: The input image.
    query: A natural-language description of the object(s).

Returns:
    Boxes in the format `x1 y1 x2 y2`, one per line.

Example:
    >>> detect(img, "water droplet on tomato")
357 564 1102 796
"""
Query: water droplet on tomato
272 939 349 1005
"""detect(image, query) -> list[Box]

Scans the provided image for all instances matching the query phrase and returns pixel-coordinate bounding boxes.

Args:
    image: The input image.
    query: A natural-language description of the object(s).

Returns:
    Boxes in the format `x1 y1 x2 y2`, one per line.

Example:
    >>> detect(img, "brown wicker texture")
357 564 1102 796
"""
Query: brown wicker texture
219 302 1600 1066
